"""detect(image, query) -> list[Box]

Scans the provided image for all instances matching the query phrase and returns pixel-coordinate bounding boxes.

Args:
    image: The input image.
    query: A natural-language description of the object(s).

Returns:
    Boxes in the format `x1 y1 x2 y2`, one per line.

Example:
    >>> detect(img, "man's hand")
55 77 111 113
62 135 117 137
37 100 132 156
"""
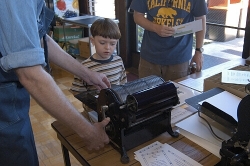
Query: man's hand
86 70 111 90
154 24 175 37
80 117 111 150
190 52 203 72
133 11 175 38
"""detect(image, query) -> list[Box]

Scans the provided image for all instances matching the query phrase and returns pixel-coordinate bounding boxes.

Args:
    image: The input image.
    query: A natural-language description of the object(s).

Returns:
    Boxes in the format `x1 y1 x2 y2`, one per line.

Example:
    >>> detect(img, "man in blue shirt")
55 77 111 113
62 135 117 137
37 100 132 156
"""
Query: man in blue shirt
130 0 207 81
0 1 111 165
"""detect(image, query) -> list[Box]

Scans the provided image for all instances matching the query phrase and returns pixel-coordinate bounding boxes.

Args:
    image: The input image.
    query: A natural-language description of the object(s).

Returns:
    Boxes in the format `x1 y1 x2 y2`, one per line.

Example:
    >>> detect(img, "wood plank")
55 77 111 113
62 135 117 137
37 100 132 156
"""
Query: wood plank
200 154 221 166
171 137 212 161
51 121 75 137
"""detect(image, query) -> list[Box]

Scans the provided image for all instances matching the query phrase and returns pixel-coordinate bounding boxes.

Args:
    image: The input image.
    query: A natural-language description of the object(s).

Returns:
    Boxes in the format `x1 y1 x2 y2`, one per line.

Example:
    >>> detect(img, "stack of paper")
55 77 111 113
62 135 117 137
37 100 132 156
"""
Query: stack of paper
172 82 201 107
171 107 194 126
178 77 204 92
221 70 250 85
134 141 202 166
173 19 202 38
176 113 231 158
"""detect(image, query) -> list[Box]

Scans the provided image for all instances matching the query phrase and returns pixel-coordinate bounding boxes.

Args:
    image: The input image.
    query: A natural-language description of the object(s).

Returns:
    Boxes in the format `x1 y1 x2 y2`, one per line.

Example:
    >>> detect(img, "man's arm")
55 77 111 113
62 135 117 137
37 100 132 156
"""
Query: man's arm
15 65 110 150
45 35 110 90
191 15 206 71
133 11 175 37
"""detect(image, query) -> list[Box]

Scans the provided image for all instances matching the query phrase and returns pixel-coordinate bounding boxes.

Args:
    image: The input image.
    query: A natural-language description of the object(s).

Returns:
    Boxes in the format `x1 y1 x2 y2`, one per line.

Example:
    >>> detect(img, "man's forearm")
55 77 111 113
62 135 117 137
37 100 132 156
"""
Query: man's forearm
134 11 157 33
45 35 91 81
15 65 92 138
195 16 206 48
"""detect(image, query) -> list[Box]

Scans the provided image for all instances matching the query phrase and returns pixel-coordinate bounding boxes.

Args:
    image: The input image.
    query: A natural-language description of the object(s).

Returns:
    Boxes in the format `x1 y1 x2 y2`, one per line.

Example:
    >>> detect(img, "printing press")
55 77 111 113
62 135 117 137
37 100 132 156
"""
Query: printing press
185 83 250 166
217 83 250 166
75 75 180 163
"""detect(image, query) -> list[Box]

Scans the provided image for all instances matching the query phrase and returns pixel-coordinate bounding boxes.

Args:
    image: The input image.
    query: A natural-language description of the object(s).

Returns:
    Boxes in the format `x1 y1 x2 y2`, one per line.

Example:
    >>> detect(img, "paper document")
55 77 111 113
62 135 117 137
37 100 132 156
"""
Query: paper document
178 78 204 92
173 19 202 38
134 141 202 166
198 91 241 121
221 70 250 85
172 82 201 107
171 107 194 126
176 113 231 158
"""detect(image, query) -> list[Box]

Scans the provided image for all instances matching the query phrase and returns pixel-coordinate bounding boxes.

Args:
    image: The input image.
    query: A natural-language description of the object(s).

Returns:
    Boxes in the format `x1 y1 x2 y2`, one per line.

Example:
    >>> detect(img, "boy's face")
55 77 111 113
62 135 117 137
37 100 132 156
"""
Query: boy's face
90 36 118 60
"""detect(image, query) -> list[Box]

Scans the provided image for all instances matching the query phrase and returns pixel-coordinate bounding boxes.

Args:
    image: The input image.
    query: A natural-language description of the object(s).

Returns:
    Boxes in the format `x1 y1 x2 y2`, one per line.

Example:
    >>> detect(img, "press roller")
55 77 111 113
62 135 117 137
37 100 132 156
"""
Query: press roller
96 75 179 163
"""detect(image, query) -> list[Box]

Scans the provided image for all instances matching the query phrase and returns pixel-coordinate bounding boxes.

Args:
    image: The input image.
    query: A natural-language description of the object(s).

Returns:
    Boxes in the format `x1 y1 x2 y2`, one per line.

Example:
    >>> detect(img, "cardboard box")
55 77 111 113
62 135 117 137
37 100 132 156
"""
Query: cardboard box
53 25 83 42
203 65 250 98
68 38 79 48
78 37 96 58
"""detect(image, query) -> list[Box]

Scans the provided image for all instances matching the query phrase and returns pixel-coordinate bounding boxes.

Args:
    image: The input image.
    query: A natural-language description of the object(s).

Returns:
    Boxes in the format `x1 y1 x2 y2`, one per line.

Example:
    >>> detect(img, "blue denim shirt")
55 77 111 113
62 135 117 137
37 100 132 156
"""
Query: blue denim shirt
0 0 46 72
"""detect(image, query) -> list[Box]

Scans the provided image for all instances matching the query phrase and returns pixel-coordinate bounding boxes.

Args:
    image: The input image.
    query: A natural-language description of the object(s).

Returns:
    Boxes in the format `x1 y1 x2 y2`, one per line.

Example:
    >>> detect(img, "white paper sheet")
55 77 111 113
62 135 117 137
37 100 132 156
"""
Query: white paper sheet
178 78 204 92
173 82 201 107
221 70 250 85
176 113 231 158
171 107 194 126
134 141 202 166
173 19 202 38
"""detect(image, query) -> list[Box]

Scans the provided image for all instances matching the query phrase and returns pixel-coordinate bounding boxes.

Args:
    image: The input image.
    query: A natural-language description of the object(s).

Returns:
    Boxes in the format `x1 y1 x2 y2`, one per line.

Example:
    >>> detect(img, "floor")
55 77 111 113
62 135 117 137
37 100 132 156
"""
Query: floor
202 37 244 61
30 37 245 165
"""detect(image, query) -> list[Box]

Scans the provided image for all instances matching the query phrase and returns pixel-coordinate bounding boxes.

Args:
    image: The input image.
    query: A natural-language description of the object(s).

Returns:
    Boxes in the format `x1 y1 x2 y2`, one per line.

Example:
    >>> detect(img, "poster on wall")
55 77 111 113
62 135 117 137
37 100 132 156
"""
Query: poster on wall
53 0 79 18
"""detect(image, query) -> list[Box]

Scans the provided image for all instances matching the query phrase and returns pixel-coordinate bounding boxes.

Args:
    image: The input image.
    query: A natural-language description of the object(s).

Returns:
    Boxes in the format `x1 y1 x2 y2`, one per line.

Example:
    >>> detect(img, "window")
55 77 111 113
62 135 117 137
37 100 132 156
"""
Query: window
136 14 147 52
136 25 144 52
88 0 115 19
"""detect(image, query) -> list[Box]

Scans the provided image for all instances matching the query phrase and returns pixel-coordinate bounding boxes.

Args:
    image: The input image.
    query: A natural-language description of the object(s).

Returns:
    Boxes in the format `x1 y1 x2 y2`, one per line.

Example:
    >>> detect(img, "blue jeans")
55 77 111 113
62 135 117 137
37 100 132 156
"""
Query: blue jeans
0 82 38 166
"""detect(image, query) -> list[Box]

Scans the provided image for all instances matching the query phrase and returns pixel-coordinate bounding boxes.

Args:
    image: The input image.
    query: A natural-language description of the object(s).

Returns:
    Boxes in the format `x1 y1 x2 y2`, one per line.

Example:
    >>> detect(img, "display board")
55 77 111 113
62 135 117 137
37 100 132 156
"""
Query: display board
53 0 79 18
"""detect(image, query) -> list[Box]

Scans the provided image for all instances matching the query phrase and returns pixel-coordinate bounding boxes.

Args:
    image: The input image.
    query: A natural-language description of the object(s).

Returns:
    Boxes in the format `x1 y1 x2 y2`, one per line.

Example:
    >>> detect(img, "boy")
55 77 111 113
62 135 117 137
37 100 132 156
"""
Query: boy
70 18 127 120
71 18 127 92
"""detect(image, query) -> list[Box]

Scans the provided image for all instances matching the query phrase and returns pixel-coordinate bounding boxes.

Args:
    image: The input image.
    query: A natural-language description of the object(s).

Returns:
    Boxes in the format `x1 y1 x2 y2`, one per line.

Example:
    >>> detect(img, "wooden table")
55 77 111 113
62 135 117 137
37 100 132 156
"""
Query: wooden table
174 58 246 92
51 120 220 166
51 58 246 166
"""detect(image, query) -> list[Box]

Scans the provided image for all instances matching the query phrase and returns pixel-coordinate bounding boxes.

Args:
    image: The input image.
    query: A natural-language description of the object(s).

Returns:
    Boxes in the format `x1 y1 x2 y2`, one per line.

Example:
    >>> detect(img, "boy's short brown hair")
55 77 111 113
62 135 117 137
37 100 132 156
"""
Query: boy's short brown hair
90 18 121 39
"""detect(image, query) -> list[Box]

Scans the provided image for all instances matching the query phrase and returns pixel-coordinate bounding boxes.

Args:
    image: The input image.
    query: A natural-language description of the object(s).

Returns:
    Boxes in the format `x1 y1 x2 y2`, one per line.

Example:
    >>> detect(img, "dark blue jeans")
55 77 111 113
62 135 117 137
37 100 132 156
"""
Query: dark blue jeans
0 82 38 166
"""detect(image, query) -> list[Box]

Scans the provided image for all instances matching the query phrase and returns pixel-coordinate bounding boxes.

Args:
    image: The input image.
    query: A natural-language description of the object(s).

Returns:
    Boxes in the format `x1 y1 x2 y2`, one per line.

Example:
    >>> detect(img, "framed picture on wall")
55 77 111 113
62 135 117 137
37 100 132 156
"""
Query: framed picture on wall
53 0 80 18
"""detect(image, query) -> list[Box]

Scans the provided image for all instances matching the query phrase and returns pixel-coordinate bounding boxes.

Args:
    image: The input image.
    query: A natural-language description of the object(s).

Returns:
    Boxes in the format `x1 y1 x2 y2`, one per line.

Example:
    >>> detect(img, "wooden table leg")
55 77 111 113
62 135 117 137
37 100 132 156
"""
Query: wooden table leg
61 143 71 166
